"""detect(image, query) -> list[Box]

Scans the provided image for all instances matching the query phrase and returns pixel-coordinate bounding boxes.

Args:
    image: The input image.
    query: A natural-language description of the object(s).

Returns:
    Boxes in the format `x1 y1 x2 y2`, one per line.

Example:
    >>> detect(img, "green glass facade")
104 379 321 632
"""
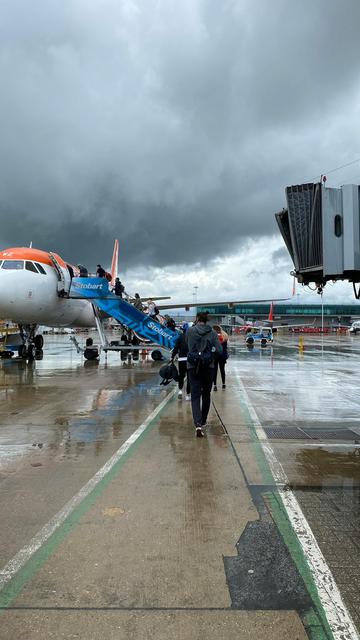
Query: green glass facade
196 303 360 317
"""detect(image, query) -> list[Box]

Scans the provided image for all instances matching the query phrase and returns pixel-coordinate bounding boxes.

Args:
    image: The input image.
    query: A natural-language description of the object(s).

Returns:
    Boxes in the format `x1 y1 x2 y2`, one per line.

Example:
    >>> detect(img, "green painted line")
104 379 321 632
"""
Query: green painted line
0 398 173 612
235 385 334 640
265 491 333 640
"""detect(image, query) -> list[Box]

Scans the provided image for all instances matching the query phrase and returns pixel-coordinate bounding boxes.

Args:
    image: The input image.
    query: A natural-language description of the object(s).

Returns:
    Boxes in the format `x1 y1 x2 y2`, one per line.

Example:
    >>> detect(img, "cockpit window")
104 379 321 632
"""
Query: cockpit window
25 261 39 273
1 260 24 269
35 262 46 274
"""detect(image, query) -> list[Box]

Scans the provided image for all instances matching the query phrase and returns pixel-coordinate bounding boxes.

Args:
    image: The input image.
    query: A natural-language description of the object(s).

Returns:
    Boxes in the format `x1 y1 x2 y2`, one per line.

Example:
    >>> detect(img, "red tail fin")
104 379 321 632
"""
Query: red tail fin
268 302 274 322
110 239 119 287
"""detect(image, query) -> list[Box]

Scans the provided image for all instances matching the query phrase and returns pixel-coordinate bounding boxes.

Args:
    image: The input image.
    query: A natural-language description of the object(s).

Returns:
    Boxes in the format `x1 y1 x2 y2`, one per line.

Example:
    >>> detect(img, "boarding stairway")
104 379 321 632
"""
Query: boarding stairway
69 277 178 351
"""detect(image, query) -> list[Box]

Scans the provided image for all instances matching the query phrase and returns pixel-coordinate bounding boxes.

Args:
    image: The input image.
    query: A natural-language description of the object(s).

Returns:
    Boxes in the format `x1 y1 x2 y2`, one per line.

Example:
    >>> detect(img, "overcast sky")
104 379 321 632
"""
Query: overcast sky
1 0 360 304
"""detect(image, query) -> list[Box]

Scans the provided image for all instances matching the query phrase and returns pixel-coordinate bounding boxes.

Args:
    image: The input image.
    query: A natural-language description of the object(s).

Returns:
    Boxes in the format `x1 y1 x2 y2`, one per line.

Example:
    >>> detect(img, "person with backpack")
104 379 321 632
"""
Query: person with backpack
114 277 125 298
133 293 144 311
96 264 106 278
186 312 222 437
147 299 159 319
166 316 176 331
212 325 229 390
77 264 88 278
171 322 191 400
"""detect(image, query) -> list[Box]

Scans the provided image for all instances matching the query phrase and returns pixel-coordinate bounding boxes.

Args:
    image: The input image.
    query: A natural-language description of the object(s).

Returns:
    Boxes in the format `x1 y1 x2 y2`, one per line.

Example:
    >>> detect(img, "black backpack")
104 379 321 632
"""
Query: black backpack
187 334 213 372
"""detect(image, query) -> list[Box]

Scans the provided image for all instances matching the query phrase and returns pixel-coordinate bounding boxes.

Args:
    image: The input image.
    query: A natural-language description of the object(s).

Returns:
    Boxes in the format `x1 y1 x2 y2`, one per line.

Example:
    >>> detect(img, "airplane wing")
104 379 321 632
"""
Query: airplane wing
139 296 171 302
157 298 290 311
269 320 316 329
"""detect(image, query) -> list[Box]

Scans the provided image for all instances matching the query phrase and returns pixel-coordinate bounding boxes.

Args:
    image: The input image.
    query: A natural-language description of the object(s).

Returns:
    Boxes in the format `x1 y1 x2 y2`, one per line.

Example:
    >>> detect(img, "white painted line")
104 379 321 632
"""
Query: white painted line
291 443 360 448
235 373 359 640
0 388 176 591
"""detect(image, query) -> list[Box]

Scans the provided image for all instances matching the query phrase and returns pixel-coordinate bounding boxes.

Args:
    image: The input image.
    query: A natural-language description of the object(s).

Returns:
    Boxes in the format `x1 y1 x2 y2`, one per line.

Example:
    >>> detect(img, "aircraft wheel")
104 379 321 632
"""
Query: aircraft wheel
27 344 36 360
151 349 163 361
19 344 27 358
261 338 267 347
246 337 254 346
35 349 43 360
34 334 44 349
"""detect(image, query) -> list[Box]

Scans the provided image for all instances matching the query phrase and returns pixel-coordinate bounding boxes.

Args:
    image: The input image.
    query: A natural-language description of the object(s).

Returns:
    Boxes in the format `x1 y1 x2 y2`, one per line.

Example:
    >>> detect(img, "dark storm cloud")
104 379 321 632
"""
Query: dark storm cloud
1 0 360 270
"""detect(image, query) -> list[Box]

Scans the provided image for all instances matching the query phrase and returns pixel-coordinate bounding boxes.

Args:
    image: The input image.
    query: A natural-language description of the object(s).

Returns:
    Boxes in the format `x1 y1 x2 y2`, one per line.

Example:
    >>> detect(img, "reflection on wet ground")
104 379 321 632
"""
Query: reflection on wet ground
1 332 360 636
227 332 360 629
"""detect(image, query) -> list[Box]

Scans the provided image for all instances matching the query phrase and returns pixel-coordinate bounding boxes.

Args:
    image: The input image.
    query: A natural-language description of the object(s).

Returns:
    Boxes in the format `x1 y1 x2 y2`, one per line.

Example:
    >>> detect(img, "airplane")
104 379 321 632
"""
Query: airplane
0 241 289 360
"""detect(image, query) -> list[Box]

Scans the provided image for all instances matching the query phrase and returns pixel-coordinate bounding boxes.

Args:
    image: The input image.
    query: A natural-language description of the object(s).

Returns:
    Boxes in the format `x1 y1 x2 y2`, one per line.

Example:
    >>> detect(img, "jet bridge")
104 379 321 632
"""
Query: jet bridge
69 277 178 351
275 182 360 297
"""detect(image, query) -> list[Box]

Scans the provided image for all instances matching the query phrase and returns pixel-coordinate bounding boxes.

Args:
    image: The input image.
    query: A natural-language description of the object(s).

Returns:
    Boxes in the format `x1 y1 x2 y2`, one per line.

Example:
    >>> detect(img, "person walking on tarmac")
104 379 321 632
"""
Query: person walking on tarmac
186 312 222 437
96 264 106 278
171 323 191 400
212 325 229 390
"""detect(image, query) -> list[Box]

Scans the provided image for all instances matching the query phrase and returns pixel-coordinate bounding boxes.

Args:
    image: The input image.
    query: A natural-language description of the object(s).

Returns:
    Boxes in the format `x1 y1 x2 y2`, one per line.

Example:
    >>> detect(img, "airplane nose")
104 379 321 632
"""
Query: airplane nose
0 272 18 318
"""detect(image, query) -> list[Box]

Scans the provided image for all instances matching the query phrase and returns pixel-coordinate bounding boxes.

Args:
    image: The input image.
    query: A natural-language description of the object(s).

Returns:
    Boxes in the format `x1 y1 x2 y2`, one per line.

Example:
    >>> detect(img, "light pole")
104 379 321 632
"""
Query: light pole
193 286 198 317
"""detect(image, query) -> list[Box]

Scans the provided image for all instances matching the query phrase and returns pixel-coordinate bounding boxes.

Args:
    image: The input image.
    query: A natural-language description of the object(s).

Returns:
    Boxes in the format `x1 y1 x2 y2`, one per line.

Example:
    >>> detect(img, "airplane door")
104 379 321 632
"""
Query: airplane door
49 253 71 295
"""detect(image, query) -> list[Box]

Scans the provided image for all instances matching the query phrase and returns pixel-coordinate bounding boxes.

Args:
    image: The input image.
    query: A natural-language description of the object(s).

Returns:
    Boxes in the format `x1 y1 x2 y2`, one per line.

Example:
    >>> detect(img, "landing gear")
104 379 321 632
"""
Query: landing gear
34 334 44 350
151 349 163 361
18 324 43 360
19 343 35 359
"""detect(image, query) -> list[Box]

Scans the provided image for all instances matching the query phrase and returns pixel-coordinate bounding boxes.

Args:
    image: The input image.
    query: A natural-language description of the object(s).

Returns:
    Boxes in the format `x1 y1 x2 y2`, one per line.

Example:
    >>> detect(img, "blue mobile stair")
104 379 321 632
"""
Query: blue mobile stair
70 277 178 351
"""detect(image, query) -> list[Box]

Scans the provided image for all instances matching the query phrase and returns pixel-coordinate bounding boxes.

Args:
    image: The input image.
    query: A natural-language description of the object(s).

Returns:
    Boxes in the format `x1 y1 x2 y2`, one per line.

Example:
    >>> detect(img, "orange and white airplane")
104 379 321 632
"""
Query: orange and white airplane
0 242 123 357
0 240 288 358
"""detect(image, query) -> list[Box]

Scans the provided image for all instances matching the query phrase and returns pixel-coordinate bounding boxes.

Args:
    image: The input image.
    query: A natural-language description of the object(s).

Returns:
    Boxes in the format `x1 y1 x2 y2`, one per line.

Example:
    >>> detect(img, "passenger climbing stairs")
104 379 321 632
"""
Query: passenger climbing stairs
69 277 178 350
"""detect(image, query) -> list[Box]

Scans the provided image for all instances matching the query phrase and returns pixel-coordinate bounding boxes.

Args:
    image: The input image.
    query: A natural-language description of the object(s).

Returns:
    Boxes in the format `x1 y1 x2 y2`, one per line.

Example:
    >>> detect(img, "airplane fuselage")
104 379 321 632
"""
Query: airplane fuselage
0 247 95 328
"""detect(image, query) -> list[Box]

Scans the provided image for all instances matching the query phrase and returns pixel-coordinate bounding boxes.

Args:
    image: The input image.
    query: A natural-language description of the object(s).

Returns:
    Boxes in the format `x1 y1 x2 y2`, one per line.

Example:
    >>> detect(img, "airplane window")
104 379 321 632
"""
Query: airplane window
35 262 46 274
25 261 39 273
1 260 24 269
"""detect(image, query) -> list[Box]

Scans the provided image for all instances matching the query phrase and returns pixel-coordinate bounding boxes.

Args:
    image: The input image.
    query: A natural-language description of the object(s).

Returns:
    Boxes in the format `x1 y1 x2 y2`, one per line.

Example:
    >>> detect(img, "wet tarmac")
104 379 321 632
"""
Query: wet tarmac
0 332 359 639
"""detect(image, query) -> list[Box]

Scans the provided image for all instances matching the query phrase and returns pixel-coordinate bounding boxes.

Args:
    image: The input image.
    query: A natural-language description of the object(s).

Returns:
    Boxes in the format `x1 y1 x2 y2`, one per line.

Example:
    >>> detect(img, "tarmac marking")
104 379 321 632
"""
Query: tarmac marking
286 443 360 448
235 373 359 640
0 388 176 605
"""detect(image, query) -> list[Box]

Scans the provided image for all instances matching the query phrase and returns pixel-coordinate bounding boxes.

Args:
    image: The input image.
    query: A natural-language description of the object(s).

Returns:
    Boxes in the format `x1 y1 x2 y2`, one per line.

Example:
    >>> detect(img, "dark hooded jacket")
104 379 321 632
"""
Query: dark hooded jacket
186 323 222 369
171 331 188 360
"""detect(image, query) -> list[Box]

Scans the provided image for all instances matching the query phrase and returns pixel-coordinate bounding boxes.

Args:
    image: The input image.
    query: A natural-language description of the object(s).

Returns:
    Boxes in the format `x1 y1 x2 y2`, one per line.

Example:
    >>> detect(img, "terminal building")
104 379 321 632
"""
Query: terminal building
196 302 360 328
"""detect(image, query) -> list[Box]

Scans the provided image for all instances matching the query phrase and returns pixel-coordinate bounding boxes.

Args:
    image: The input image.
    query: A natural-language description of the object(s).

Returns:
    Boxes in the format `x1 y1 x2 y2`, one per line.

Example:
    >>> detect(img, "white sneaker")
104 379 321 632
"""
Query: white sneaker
185 394 191 401
178 390 183 398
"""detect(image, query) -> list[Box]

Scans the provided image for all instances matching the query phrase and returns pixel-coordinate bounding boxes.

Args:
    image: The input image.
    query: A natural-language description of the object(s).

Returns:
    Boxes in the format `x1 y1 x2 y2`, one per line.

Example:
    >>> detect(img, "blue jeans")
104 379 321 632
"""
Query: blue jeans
188 368 213 427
